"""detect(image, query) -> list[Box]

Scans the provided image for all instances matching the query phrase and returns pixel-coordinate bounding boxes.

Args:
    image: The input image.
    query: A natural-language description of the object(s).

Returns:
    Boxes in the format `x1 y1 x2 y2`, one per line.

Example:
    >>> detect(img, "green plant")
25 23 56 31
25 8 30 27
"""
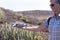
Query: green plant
0 23 48 40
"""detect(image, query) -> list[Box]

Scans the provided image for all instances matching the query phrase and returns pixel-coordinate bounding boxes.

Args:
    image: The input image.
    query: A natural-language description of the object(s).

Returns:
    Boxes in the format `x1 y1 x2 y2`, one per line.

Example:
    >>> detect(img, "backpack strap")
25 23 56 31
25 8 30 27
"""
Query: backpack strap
45 17 52 32
47 17 52 25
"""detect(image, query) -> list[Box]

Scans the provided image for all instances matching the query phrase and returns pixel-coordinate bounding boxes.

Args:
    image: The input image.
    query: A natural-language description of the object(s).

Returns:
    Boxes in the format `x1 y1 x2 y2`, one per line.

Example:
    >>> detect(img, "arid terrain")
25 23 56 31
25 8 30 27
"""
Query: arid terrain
0 7 53 25
0 7 53 40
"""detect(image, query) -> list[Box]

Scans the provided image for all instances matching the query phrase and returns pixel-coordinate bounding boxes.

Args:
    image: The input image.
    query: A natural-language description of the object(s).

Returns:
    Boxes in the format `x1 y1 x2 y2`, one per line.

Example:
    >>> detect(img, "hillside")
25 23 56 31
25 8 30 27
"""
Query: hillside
0 7 18 23
0 7 53 25
16 10 53 21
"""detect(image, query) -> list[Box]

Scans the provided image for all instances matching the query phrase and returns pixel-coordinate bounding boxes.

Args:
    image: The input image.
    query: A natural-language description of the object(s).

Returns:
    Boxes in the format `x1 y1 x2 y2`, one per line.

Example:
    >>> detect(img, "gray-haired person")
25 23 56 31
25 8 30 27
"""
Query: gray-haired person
15 0 60 40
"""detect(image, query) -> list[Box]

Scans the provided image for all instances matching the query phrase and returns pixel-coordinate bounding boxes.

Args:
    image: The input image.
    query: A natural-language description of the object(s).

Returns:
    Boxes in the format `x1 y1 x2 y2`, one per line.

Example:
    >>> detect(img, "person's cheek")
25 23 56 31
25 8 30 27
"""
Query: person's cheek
58 5 60 11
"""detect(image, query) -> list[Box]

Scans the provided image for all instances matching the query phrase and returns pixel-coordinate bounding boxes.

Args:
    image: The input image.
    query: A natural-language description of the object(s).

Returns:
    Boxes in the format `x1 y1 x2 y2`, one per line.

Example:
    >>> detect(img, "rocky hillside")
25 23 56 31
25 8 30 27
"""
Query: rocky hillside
17 10 53 21
0 7 53 24
0 7 17 23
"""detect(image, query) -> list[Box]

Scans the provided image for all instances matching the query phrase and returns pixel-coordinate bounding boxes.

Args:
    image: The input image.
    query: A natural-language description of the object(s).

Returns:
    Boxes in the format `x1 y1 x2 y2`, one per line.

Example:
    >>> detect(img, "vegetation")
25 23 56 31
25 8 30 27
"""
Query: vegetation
0 8 5 21
0 23 48 40
17 15 46 25
0 7 49 40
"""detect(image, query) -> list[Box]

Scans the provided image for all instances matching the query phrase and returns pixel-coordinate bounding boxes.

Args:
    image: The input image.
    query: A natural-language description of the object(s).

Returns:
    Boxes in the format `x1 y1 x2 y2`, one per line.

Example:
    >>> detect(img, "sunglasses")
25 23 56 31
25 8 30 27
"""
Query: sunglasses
50 0 60 7
50 4 54 7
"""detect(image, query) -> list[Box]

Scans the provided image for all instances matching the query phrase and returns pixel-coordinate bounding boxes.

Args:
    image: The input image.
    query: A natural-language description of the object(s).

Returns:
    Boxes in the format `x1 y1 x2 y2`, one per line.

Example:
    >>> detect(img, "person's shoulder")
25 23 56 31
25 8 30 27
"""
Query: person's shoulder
47 14 55 20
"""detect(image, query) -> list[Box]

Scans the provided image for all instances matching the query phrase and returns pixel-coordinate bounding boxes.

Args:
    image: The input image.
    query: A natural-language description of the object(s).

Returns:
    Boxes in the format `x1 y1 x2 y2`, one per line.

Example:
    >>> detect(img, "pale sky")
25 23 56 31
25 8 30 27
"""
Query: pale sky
0 0 51 11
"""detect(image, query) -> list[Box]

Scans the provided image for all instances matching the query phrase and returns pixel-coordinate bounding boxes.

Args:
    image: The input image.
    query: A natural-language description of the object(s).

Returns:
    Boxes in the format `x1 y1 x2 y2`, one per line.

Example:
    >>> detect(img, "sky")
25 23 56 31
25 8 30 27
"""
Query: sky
0 0 51 11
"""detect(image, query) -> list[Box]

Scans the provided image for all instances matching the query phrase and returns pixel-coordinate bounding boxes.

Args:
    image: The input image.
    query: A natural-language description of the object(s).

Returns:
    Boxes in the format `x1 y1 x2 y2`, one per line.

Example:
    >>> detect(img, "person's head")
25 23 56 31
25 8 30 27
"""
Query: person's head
50 0 60 16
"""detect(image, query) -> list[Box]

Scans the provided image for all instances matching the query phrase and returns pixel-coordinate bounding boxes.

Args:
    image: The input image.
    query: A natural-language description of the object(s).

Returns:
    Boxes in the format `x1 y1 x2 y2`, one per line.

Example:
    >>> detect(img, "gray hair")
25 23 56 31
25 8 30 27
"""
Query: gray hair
56 0 60 4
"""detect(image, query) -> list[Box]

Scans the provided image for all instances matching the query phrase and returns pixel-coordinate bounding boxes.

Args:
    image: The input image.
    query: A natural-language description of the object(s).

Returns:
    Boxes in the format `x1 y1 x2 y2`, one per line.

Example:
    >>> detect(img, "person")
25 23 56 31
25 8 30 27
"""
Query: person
15 0 60 40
